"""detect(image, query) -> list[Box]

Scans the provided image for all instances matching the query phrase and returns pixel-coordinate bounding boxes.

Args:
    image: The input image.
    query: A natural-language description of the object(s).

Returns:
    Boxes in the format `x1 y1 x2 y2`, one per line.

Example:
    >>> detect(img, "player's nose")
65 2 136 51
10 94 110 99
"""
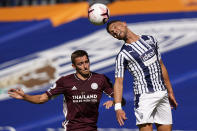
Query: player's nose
84 64 88 69
82 63 87 69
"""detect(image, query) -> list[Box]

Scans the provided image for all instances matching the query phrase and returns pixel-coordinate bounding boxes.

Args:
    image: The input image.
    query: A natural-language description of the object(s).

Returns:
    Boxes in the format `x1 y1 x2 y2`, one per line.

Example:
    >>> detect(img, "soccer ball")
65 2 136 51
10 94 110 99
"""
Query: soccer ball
88 3 110 25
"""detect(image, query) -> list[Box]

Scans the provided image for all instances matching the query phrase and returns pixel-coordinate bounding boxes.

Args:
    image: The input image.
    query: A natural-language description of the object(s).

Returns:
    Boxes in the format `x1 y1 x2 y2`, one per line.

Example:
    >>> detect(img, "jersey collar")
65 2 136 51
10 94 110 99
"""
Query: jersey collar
74 72 92 81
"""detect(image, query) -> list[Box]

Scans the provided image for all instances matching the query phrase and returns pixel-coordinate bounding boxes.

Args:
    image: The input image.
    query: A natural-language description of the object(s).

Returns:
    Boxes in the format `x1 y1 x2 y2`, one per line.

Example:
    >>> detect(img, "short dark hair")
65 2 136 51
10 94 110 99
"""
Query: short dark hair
106 20 121 33
71 50 89 64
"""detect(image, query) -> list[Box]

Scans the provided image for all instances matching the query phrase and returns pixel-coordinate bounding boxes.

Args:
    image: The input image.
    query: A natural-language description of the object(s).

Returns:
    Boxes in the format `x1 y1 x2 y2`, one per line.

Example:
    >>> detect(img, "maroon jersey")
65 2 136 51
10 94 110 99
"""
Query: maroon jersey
46 72 113 131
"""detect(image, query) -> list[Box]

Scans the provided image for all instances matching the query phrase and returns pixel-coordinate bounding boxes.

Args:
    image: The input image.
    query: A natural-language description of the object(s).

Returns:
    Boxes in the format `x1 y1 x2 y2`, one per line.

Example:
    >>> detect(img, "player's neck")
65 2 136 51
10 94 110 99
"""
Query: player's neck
125 31 139 44
76 72 91 80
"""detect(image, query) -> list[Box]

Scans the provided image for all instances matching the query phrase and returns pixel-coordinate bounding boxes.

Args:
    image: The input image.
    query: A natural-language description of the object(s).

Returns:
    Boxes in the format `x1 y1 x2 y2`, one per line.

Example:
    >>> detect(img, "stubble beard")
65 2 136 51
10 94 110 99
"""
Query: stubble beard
78 69 90 78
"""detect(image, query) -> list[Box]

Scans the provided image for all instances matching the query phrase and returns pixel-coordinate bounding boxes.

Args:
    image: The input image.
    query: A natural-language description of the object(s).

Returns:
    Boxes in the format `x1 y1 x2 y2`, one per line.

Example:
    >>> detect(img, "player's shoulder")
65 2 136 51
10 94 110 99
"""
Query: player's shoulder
91 72 112 86
116 44 126 56
92 72 104 77
56 74 75 83
91 72 108 79
141 35 157 43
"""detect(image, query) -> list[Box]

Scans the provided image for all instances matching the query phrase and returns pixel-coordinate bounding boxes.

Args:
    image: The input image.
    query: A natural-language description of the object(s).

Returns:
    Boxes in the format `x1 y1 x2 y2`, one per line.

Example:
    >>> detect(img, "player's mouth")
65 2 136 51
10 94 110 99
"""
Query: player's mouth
117 32 122 37
83 70 89 73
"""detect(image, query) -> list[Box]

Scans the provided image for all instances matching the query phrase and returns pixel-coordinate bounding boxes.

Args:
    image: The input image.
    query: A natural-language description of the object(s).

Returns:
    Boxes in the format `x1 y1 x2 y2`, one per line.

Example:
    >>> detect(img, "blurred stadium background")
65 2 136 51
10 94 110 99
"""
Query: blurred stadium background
0 0 197 131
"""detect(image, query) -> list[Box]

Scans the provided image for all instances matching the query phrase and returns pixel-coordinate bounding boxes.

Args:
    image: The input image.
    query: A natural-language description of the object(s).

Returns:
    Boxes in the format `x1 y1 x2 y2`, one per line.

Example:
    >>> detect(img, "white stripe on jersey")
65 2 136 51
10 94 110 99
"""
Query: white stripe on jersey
156 61 165 89
153 62 162 91
116 53 124 77
136 41 149 52
130 44 143 55
122 50 148 94
148 64 157 92
121 50 145 94
115 35 166 95
139 37 152 49
133 42 146 53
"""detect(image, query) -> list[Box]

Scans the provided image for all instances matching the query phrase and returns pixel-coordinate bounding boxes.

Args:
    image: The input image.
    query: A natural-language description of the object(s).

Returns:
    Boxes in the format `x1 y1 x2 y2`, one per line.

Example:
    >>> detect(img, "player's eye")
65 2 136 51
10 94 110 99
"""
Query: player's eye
112 25 117 29
77 62 83 66
85 60 89 64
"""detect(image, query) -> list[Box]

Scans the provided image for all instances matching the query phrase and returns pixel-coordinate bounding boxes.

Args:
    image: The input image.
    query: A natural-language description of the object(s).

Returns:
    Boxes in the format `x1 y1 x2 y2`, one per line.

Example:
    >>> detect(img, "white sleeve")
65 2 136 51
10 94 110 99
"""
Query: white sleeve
115 52 126 78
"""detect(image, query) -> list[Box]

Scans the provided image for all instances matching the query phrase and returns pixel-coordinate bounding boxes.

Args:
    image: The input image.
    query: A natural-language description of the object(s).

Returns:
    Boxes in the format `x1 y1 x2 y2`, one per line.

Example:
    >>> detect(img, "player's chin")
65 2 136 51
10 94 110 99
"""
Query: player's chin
82 70 90 74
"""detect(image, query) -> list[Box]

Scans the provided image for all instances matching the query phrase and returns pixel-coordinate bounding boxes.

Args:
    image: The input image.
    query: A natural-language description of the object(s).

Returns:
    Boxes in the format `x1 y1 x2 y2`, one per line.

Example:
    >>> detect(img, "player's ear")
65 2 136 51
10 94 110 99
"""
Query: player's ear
72 64 76 69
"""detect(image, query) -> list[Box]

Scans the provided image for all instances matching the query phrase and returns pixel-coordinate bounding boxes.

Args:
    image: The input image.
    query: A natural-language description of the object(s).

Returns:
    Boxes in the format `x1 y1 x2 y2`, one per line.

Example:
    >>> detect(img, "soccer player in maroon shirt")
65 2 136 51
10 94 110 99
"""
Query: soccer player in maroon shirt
8 50 116 131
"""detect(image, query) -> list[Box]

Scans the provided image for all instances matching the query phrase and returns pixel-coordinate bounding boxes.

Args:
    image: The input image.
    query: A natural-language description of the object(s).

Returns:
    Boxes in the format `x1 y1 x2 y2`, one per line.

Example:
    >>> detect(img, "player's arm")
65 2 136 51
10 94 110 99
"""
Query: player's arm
8 88 49 104
102 76 114 109
113 53 128 126
102 75 126 109
114 77 123 105
114 77 127 126
114 77 126 107
160 60 178 109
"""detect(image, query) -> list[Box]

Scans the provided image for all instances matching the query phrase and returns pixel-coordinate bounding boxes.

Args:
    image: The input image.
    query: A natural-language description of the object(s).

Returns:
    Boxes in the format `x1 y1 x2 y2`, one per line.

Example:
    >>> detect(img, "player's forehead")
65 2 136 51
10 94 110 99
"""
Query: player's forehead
74 55 88 63
109 21 124 29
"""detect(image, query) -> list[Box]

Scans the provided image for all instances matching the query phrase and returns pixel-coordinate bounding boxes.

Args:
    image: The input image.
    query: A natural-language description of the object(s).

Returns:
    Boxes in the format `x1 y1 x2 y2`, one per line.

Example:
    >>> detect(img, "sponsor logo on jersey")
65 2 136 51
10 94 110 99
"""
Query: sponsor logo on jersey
72 94 98 103
140 49 157 66
140 49 155 62
72 94 97 99
128 49 134 53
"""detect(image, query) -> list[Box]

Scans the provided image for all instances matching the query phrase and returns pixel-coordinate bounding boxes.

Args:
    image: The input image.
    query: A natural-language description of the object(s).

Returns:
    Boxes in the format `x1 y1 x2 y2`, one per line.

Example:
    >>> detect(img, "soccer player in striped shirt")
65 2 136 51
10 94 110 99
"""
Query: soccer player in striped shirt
8 50 115 131
106 20 178 131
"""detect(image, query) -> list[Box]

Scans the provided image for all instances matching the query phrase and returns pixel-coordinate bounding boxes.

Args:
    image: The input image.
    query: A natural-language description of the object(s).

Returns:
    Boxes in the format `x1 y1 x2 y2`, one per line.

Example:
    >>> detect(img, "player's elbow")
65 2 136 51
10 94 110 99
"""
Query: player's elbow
38 94 49 104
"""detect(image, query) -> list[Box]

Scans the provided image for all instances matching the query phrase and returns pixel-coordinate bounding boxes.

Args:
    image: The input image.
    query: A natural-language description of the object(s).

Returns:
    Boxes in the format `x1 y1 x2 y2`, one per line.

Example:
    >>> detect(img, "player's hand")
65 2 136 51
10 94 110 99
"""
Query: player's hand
103 100 113 109
116 109 127 126
8 88 25 99
168 92 178 110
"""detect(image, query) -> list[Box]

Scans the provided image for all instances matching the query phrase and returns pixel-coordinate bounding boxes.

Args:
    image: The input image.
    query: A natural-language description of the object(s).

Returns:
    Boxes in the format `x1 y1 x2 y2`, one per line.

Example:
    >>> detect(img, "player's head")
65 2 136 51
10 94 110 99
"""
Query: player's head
106 20 128 40
71 50 90 77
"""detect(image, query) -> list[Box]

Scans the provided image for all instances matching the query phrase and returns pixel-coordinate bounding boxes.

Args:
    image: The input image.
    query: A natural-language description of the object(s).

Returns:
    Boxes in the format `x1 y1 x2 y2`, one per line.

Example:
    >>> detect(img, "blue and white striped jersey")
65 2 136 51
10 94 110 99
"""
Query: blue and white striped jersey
115 35 166 95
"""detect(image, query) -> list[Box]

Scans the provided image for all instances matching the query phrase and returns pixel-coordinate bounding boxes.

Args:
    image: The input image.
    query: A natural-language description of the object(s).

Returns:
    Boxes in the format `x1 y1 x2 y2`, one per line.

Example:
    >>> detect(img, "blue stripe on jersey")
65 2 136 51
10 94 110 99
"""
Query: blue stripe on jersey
122 45 154 93
122 50 146 94
116 53 127 77
157 61 166 87
138 39 150 49
115 35 166 95
141 35 149 40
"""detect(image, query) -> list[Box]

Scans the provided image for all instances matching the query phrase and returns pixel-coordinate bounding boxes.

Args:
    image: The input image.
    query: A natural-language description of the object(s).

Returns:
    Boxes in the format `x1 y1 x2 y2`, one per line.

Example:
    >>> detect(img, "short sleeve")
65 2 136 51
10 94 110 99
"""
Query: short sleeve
102 75 113 97
115 52 127 78
46 77 66 98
